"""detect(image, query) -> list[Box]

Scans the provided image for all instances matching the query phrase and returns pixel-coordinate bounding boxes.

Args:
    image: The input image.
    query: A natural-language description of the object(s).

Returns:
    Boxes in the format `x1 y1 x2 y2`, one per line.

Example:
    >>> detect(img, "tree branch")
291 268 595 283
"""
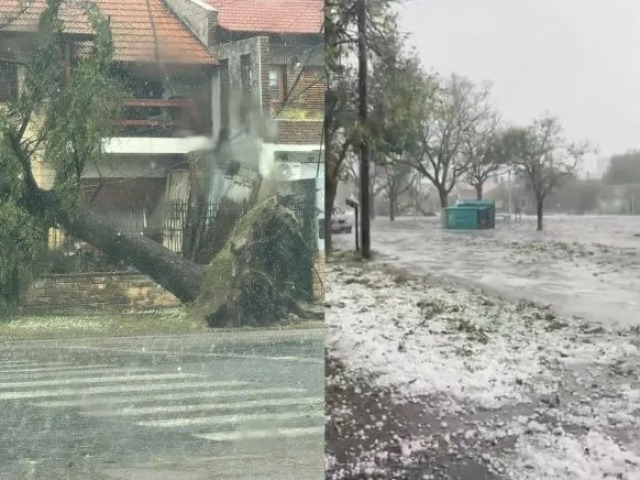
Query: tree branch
7 131 38 195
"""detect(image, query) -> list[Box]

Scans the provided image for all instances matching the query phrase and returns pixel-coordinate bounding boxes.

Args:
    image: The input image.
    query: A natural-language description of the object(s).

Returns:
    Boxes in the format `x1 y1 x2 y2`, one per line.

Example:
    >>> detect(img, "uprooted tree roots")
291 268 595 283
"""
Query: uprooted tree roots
192 195 314 327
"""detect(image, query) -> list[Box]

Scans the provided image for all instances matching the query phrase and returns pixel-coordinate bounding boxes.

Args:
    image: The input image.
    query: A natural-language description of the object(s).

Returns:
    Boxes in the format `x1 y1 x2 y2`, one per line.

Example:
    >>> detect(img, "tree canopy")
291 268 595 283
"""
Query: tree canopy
0 0 123 303
604 151 640 185
503 116 590 229
405 75 495 208
1 0 122 209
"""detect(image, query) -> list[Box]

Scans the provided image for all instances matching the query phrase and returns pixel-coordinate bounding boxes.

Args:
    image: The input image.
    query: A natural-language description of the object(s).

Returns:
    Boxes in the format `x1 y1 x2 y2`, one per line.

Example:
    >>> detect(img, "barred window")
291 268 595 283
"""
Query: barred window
0 62 18 102
269 66 286 102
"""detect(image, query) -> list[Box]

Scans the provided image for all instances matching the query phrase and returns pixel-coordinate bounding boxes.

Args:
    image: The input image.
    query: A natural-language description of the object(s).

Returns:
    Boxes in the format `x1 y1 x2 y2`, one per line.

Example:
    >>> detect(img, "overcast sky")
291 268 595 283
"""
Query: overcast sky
398 0 640 172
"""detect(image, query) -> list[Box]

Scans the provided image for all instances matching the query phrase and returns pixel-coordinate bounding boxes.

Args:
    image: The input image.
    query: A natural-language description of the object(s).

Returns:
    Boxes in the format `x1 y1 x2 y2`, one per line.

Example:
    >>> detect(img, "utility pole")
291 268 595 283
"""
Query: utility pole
507 168 512 226
414 175 420 219
357 0 371 258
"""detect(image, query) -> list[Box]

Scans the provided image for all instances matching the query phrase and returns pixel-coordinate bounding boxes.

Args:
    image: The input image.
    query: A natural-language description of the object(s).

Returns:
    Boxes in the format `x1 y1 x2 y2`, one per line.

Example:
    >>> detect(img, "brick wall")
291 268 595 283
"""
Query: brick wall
24 266 323 313
287 65 324 113
270 66 324 117
23 273 179 313
274 119 323 145
313 251 325 300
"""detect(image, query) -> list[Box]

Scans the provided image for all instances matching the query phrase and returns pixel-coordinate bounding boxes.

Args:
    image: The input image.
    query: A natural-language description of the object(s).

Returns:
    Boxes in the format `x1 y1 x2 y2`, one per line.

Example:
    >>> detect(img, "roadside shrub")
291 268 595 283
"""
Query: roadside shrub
0 201 47 307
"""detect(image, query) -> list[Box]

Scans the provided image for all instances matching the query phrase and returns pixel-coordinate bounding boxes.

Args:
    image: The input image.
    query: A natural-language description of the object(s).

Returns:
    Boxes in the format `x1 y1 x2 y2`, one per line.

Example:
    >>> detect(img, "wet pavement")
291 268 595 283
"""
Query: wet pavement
0 329 325 480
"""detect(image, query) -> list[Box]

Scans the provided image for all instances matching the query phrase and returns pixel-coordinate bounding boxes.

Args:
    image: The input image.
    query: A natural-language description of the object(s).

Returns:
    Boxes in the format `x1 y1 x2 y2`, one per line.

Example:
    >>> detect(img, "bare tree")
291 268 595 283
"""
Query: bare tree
377 154 416 220
462 115 509 200
408 75 494 209
505 116 590 230
342 152 384 218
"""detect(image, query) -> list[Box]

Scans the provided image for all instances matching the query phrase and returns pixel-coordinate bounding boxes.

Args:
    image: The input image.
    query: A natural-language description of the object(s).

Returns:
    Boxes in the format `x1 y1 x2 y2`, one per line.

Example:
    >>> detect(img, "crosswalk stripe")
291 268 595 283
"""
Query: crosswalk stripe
87 396 323 417
0 372 201 389
57 345 324 364
194 426 325 442
0 365 107 374
0 380 224 400
136 409 324 428
34 387 306 407
0 361 76 370
0 359 323 449
0 367 154 378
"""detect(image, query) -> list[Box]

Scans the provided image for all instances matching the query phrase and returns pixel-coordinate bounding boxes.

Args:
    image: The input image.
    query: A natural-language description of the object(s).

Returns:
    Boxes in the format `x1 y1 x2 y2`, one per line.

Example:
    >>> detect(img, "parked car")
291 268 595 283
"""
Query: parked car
331 206 353 234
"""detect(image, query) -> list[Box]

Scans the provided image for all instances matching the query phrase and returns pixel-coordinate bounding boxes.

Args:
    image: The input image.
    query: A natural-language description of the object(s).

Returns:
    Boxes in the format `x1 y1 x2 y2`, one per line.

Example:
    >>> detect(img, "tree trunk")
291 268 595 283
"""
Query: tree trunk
325 173 338 254
475 182 484 200
389 193 396 221
438 188 449 209
536 198 544 231
25 188 205 303
370 182 376 219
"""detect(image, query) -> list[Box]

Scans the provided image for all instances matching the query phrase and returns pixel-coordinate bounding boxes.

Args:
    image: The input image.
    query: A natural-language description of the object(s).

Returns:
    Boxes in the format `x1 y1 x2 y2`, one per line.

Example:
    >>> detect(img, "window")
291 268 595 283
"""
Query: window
240 54 252 96
0 62 18 102
269 66 286 102
219 59 230 132
240 54 252 125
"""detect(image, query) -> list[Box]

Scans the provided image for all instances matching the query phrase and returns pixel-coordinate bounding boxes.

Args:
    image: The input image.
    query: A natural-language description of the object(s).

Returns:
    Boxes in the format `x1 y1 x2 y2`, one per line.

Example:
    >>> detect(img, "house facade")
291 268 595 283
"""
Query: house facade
162 0 325 251
0 0 325 302
1 0 217 251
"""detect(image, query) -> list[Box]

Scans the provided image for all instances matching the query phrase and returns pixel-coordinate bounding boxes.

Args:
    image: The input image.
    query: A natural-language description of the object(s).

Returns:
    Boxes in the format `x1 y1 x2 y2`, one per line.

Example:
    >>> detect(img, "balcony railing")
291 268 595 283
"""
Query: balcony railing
116 98 207 137
270 100 323 121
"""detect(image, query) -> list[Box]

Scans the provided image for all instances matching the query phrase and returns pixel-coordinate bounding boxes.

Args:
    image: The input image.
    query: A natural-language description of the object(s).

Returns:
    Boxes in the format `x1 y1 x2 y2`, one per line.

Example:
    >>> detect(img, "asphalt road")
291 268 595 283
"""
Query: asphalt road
0 328 325 480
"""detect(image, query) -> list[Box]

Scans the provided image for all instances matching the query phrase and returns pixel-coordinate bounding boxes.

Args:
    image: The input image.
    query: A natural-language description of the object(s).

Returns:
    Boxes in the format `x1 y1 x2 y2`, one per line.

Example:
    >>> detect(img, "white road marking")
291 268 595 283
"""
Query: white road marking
0 358 322 448
34 387 305 407
0 362 77 370
55 345 324 364
0 367 153 378
0 380 223 400
194 426 325 442
136 409 324 428
87 396 323 417
0 372 201 390
0 365 106 374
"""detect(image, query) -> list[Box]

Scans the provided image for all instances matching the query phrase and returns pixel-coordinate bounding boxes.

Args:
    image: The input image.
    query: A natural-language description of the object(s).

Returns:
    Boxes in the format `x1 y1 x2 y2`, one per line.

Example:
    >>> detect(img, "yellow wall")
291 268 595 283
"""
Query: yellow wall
11 67 64 248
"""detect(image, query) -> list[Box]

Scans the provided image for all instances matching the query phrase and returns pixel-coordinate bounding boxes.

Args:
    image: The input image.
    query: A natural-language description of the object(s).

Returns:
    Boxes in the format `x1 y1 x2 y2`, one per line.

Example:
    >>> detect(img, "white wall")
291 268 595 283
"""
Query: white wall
103 137 213 155
83 154 185 179
262 144 324 251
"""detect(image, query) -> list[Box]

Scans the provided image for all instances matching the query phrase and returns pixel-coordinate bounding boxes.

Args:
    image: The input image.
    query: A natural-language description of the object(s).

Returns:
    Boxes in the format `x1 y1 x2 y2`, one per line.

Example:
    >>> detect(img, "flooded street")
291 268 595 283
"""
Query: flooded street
339 215 640 328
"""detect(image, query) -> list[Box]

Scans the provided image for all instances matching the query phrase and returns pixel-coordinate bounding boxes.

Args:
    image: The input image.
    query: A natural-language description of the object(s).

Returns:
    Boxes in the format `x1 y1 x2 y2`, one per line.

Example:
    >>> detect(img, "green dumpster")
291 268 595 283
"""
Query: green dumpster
443 202 495 230
456 199 496 228
443 207 483 229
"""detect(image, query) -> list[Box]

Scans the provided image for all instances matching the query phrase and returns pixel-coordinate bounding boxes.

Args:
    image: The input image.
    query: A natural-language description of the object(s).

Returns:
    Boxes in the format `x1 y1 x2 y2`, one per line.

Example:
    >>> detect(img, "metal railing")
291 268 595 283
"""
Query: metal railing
116 98 206 137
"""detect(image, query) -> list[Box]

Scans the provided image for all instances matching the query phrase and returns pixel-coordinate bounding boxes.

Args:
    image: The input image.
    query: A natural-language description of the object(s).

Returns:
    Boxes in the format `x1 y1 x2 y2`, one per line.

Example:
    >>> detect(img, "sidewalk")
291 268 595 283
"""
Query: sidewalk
325 253 640 479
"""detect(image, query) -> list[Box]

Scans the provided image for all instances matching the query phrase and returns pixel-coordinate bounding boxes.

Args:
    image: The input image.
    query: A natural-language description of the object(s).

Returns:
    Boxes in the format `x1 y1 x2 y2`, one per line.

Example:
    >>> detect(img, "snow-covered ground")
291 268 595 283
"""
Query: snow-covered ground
327 215 640 479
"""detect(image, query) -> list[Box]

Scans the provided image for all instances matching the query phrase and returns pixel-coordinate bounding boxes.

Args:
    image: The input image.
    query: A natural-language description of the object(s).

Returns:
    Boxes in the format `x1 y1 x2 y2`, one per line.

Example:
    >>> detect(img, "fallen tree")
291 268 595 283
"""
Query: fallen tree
192 196 312 327
0 0 314 324
20 186 205 303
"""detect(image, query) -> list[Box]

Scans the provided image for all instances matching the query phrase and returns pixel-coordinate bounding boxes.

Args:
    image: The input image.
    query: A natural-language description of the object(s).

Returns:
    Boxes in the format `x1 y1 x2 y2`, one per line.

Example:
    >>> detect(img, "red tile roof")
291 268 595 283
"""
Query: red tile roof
0 0 216 65
206 0 323 34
